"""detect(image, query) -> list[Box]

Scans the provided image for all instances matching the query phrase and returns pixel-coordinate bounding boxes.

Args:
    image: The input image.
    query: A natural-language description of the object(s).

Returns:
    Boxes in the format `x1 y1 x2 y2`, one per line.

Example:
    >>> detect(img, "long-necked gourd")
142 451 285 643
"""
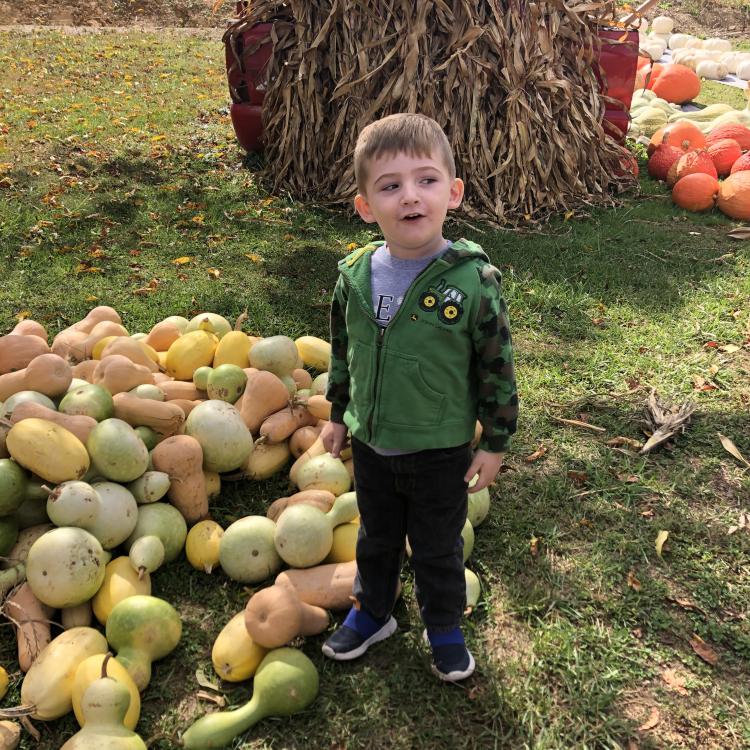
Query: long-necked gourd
60 655 147 750
181 648 319 750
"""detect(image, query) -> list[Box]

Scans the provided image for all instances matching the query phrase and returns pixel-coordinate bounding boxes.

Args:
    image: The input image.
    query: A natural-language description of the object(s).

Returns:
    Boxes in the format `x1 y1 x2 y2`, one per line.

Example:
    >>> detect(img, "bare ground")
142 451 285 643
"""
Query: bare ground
0 0 747 36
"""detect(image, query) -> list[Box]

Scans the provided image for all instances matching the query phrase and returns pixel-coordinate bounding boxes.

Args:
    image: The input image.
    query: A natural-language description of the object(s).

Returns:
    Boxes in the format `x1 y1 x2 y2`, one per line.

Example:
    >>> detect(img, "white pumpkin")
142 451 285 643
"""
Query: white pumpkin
703 38 732 53
696 60 729 81
668 33 694 50
650 15 674 35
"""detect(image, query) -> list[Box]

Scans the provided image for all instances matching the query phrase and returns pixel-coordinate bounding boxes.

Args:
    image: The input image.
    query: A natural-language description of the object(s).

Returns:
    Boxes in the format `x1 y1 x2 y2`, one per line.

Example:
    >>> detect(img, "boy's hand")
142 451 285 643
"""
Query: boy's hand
464 450 504 493
320 420 348 458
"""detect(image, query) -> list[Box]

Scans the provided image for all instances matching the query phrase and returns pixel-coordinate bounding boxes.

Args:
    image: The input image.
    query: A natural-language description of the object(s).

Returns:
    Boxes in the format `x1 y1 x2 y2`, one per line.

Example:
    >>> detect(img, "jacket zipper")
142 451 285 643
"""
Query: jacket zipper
362 257 447 443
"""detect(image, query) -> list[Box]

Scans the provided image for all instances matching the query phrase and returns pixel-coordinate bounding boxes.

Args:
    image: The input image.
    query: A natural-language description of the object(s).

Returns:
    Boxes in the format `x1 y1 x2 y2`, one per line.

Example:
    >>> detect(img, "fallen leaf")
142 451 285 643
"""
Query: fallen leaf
641 509 654 518
171 256 192 265
717 433 750 468
244 253 263 263
661 668 688 695
567 470 588 485
346 242 358 251
668 596 699 612
655 530 669 558
207 268 221 279
617 473 640 483
196 690 226 706
606 436 643 450
563 209 575 222
631 627 643 639
525 446 547 463
75 264 103 274
529 535 539 557
689 634 718 666
14 310 30 322
84 295 98 303
727 226 750 240
627 569 641 592
637 707 660 732
195 668 221 691
718 344 740 354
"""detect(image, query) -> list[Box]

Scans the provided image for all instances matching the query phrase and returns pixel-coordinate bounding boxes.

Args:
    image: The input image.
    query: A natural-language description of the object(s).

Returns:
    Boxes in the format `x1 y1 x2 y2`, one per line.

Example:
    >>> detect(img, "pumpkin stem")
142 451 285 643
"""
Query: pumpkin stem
101 652 113 679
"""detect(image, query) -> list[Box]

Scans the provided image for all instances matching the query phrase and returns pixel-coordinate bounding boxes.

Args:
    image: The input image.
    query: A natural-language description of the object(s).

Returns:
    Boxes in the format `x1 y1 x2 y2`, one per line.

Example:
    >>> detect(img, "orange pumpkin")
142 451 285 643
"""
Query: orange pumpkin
648 64 701 104
648 121 706 156
706 138 742 178
647 143 683 181
730 151 750 175
667 149 717 187
671 173 719 212
717 171 750 220
706 124 750 152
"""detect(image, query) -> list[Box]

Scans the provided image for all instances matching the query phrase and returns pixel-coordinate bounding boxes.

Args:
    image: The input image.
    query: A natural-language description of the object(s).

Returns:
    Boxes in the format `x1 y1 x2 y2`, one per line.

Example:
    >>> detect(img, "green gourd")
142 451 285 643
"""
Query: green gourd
181 648 319 750
105 595 181 691
60 657 147 750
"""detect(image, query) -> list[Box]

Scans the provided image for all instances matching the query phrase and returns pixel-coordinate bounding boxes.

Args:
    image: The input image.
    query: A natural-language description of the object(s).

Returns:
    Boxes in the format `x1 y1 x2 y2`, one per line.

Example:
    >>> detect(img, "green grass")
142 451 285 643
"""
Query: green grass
1 28 750 750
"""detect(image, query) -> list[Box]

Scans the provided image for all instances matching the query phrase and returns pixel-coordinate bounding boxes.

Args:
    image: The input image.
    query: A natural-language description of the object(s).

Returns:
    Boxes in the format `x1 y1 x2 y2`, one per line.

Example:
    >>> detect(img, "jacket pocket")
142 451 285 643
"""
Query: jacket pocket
377 350 445 428
347 340 375 418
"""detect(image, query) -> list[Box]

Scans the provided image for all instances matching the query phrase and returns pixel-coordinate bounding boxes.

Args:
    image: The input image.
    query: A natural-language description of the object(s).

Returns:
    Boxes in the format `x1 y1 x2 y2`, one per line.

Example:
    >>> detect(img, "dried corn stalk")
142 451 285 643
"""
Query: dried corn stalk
225 0 635 226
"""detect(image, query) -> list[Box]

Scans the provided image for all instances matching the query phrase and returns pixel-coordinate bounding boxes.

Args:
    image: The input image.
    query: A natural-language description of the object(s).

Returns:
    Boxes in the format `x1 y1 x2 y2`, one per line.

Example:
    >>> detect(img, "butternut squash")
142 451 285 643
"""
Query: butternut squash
289 424 322 458
51 329 88 363
291 368 312 390
71 359 98 383
304 394 332 421
71 306 122 334
0 353 72 401
236 370 289 433
112 392 184 436
244 583 328 649
10 320 47 341
266 489 335 522
275 560 357 610
259 404 318 444
3 582 54 672
10 401 97 445
100 338 159 372
159 380 204 401
169 398 201 418
92 355 154 395
61 601 93 630
0 335 50 375
151 435 208 523
144 320 182 352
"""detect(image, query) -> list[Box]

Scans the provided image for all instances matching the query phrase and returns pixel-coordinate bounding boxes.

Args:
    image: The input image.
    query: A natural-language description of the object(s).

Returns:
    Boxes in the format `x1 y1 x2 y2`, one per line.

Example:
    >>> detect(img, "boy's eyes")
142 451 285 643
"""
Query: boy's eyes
380 177 437 191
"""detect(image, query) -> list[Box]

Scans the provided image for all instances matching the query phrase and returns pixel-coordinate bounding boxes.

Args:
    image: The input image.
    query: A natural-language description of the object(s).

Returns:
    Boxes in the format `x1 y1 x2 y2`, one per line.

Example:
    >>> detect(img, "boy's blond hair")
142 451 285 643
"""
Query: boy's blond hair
354 113 455 194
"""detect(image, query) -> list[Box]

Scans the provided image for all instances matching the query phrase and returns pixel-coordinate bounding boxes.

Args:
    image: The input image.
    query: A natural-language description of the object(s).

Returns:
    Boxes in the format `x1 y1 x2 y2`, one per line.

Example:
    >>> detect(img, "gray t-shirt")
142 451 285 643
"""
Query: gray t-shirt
369 243 449 454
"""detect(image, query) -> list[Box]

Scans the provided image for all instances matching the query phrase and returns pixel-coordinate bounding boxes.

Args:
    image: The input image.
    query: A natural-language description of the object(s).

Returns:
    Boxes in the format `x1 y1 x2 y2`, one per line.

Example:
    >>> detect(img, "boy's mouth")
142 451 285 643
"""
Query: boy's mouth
401 213 424 222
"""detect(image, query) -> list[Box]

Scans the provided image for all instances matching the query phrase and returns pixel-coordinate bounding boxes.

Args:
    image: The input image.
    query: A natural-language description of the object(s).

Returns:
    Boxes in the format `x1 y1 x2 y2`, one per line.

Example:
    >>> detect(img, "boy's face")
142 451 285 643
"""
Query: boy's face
354 150 464 259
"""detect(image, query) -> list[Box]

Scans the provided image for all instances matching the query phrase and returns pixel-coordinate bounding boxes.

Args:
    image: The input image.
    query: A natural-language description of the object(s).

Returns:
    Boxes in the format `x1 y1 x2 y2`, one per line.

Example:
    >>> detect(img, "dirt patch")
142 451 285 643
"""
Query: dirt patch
1 0 747 37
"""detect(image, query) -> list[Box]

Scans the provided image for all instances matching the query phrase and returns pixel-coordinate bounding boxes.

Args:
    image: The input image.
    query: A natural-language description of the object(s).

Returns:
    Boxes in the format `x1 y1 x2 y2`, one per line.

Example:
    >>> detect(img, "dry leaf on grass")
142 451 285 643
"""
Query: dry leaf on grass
627 569 641 592
661 668 689 695
689 634 718 666
551 416 606 433
606 436 643 450
529 535 539 557
727 227 750 240
525 446 547 463
637 707 660 732
718 433 750 468
655 530 669 558
728 512 748 536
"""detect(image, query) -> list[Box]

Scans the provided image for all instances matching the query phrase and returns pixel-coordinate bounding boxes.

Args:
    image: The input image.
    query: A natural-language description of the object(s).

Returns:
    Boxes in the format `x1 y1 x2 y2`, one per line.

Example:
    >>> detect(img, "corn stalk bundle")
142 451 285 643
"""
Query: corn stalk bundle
225 0 634 226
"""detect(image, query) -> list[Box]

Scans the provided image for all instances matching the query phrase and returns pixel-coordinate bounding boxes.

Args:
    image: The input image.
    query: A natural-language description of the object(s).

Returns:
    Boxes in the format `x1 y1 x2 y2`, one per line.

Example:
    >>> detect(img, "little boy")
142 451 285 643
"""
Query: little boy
319 113 518 681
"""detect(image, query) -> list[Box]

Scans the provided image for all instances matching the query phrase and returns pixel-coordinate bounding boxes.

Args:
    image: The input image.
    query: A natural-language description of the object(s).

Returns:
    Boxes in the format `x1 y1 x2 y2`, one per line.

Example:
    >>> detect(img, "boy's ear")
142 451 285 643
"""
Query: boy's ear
354 193 377 223
448 178 465 210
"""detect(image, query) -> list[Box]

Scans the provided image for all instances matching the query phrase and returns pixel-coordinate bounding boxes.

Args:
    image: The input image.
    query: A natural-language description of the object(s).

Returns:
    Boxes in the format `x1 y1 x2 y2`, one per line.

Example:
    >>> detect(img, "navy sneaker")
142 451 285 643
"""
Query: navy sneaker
423 628 475 681
322 606 397 661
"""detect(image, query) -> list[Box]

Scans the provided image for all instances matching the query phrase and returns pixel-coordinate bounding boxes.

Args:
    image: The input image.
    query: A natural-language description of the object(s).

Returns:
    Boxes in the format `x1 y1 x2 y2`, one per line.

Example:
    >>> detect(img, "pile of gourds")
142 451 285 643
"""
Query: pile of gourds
0 306 490 748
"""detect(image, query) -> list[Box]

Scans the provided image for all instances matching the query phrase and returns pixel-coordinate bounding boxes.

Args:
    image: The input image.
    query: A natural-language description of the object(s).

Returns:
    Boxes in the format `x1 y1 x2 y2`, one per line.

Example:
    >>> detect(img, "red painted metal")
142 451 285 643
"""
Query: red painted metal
595 28 640 143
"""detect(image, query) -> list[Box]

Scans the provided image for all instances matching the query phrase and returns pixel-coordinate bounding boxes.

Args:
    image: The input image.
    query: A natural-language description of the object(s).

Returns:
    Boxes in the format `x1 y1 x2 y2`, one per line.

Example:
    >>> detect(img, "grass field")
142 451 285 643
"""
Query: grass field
1 29 750 750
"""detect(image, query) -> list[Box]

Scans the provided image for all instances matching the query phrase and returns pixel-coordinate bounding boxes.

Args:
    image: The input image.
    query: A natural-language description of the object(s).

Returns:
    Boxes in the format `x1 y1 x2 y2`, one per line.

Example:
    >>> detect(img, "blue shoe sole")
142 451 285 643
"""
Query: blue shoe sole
321 616 397 661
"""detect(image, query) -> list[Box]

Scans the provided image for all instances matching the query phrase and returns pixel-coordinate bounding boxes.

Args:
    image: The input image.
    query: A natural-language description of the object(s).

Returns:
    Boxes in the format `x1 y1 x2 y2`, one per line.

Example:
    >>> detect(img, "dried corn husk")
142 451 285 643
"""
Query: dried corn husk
225 1 635 226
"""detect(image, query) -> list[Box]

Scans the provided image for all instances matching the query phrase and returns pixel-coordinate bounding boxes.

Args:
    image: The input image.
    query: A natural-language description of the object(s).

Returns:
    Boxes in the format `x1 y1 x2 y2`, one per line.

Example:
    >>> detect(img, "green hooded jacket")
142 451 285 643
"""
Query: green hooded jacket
326 238 517 452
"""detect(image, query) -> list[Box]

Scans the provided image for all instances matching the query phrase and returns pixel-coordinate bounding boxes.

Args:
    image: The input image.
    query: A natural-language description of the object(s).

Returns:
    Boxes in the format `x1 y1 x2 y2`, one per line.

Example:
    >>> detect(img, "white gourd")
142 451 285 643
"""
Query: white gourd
720 52 747 74
696 60 729 81
650 16 674 35
737 60 750 81
648 32 671 47
642 41 666 62
684 37 704 49
702 38 732 53
668 33 694 50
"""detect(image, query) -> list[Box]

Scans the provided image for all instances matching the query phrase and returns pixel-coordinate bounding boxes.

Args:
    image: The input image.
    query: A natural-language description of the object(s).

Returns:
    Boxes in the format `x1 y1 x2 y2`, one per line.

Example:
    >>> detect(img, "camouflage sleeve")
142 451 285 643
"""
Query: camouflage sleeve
325 274 350 424
471 263 518 453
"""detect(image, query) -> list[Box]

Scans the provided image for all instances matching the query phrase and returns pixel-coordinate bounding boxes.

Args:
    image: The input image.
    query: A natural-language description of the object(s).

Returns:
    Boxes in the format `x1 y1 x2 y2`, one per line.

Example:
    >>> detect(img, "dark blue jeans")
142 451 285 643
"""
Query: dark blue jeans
351 437 472 632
